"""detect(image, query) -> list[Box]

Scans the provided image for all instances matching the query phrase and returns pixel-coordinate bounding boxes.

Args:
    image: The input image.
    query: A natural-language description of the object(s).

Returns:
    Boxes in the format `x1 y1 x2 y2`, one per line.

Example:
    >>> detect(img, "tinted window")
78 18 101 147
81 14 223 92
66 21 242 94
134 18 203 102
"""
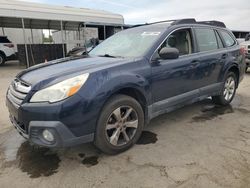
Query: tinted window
157 28 193 57
195 28 218 52
215 31 224 48
220 30 236 47
0 37 10 43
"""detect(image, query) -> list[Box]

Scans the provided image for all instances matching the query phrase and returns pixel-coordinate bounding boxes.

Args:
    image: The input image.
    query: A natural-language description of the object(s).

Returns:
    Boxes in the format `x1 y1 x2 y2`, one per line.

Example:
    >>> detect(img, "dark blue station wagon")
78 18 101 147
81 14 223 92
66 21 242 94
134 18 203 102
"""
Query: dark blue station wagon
6 19 245 154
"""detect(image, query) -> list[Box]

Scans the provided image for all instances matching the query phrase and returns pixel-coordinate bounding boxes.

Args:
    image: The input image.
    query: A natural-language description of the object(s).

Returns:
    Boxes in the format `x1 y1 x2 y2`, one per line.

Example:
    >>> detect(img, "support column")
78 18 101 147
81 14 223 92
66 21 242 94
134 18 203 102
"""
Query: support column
30 20 34 44
21 18 30 68
104 25 106 39
1 27 5 35
84 23 87 45
60 20 65 58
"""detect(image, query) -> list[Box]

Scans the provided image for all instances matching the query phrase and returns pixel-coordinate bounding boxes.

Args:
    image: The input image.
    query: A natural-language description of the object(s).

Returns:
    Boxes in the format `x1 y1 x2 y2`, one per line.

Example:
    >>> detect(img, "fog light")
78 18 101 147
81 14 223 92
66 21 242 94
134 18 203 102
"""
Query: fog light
42 129 55 142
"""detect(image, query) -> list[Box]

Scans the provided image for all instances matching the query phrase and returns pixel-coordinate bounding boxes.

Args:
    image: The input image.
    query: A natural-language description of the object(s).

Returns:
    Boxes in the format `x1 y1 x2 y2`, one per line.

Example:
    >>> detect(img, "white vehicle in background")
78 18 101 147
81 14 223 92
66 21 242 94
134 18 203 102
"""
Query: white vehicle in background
239 34 250 72
237 38 246 44
0 36 16 65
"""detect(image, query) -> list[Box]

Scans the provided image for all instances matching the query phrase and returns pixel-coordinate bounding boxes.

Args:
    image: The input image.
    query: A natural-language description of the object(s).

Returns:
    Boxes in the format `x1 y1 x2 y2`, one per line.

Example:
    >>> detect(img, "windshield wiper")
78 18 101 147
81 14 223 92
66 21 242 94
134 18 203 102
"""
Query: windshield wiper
98 54 123 58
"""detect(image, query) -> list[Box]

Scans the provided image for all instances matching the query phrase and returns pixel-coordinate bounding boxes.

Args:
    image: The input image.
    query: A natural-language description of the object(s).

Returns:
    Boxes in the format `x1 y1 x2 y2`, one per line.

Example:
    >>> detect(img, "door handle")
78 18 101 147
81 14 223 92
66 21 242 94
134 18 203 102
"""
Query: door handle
190 60 199 68
221 54 228 59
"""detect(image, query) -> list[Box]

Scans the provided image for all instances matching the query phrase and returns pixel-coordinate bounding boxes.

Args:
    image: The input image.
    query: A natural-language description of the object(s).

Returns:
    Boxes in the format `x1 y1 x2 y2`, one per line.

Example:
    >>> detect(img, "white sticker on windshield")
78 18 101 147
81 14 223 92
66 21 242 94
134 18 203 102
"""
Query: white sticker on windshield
141 32 161 36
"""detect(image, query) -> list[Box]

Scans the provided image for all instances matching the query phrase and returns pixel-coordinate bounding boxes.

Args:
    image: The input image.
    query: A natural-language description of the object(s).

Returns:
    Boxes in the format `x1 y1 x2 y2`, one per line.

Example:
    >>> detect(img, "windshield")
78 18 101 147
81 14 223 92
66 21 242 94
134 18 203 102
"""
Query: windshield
89 29 163 58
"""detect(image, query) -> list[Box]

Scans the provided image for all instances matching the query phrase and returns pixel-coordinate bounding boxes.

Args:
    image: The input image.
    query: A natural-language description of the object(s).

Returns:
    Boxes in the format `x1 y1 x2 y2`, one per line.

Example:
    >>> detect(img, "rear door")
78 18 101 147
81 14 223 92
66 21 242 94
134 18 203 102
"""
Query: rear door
193 27 226 95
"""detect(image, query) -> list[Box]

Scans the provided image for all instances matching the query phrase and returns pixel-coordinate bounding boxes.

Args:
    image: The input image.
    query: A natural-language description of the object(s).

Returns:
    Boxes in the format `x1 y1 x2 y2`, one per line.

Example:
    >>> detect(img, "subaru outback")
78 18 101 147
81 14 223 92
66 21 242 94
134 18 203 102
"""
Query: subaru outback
6 19 245 154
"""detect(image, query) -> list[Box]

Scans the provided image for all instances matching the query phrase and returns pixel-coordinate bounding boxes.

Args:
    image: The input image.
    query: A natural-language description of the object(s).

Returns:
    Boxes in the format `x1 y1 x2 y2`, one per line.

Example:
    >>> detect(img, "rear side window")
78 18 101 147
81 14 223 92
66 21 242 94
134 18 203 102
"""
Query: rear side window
195 28 218 52
215 31 224 48
219 30 236 47
0 37 10 43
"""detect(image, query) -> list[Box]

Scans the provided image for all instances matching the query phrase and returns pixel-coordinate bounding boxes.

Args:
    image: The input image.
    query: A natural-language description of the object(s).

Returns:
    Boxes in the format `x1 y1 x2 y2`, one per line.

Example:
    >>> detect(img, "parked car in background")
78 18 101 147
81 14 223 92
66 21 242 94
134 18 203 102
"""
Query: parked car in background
236 38 246 44
240 34 250 72
0 36 16 65
6 19 246 154
67 38 100 57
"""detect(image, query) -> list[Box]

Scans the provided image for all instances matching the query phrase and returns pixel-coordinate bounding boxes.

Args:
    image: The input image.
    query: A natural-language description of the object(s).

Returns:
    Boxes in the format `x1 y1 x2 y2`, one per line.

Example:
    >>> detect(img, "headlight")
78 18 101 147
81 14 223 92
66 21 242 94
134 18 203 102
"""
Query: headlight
30 74 89 103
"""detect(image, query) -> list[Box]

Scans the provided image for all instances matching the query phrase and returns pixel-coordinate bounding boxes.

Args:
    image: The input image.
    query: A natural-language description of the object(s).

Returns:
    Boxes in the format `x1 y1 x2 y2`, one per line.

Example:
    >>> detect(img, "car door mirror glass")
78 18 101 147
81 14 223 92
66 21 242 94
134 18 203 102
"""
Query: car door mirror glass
159 47 179 60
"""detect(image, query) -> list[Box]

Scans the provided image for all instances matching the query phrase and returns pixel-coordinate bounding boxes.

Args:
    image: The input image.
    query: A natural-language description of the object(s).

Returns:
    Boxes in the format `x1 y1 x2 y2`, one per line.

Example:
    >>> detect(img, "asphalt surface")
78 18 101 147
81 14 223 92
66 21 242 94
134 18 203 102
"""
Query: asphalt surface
1 61 250 188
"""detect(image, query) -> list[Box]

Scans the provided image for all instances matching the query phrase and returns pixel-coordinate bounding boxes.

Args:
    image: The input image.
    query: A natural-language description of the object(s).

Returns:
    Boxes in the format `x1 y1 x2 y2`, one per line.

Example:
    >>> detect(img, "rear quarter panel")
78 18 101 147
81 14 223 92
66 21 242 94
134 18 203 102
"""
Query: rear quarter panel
218 45 245 83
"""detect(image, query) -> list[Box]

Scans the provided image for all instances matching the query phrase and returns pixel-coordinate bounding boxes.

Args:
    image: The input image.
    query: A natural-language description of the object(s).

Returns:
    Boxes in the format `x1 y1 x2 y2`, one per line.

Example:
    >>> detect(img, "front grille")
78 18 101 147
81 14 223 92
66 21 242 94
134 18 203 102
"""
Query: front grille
10 115 25 132
7 79 31 108
9 115 28 136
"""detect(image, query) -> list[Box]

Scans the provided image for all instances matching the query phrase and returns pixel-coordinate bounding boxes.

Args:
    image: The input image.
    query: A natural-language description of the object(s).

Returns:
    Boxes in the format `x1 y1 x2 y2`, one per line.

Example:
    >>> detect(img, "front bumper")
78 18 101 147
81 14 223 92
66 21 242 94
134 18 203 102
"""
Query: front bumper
10 118 94 147
6 53 17 61
6 95 96 148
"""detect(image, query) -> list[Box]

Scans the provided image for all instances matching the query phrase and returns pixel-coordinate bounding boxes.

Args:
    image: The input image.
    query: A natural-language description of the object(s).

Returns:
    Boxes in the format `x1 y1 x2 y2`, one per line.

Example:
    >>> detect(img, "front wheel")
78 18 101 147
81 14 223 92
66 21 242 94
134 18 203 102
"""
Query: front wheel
212 72 237 105
94 95 144 155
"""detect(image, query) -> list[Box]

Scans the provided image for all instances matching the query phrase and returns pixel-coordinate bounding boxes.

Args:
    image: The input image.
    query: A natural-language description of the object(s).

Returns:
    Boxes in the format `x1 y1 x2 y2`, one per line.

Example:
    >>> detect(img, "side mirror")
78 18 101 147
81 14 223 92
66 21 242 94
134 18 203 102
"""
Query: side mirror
159 47 179 60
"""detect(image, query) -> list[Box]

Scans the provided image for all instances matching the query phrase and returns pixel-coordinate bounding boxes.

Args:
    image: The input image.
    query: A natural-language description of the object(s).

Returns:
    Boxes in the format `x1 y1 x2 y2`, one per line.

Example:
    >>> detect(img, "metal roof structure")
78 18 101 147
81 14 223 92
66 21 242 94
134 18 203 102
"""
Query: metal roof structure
0 0 125 67
0 0 124 30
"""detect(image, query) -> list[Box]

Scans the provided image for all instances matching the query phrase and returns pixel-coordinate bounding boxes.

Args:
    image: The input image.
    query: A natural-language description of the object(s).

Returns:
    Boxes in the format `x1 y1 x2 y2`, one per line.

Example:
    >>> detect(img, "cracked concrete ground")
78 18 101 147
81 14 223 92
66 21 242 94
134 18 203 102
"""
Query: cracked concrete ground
1 61 250 188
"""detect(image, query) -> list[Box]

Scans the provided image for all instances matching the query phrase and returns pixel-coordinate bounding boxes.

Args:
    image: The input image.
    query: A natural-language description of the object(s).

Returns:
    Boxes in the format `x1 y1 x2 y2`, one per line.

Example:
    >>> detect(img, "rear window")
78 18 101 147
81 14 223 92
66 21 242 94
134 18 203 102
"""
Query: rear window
0 37 11 43
195 28 218 52
219 30 236 47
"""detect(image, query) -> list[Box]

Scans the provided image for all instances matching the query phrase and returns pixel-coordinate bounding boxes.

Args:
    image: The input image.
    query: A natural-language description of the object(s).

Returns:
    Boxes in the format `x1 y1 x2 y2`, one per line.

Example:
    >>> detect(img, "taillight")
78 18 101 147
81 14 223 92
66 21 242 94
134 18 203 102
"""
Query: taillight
4 43 14 48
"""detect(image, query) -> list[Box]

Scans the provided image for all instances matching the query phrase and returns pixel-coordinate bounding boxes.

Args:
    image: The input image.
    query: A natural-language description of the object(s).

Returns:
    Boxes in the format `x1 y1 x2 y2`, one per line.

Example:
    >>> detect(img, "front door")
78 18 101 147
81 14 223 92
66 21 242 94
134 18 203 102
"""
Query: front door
151 28 201 114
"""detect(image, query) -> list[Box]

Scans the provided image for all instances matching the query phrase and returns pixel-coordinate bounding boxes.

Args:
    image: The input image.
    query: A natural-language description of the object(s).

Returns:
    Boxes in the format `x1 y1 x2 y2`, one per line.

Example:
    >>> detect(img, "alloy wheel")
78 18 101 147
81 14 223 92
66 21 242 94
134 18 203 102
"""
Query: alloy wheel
223 76 236 101
105 106 138 146
0 56 3 64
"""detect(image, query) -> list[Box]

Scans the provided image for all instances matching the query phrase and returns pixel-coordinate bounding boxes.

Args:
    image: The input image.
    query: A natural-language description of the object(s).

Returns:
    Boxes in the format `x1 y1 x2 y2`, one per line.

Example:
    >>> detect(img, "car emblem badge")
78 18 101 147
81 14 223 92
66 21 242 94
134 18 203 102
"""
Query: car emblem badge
14 81 19 89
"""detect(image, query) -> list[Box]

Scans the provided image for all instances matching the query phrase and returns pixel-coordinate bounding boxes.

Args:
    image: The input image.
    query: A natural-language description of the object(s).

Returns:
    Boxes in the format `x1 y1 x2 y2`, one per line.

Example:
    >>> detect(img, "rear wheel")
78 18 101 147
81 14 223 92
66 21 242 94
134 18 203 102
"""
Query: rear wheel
212 72 237 105
94 95 144 155
0 54 5 66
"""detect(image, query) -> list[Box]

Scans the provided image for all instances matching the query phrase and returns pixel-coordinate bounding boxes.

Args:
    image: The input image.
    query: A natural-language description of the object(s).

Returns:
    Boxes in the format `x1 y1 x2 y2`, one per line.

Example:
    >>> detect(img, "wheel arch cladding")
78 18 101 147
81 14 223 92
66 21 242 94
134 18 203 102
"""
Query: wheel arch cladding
228 66 240 87
97 87 149 128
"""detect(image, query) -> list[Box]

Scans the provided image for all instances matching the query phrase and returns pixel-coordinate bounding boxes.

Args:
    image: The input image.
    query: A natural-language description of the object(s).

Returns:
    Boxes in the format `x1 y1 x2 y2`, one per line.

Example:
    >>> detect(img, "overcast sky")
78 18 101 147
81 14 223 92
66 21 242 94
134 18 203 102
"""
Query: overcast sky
20 0 250 31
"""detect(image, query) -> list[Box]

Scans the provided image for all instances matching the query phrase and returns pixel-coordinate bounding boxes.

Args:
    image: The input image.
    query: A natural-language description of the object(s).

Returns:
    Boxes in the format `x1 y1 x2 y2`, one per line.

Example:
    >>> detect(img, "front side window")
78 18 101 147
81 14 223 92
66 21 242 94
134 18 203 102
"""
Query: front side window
220 30 236 47
195 28 218 52
157 28 193 57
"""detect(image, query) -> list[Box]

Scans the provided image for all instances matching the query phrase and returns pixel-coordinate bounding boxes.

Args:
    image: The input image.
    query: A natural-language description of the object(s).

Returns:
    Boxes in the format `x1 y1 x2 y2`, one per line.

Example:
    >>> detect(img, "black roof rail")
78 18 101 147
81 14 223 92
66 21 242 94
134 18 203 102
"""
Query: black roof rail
132 19 197 28
132 18 226 28
148 18 197 25
131 23 149 28
171 18 197 25
196 21 226 28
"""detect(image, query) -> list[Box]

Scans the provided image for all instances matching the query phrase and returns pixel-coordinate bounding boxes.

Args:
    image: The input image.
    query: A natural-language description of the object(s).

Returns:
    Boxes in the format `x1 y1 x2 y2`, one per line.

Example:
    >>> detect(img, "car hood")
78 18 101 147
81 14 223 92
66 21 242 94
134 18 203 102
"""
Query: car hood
18 56 133 86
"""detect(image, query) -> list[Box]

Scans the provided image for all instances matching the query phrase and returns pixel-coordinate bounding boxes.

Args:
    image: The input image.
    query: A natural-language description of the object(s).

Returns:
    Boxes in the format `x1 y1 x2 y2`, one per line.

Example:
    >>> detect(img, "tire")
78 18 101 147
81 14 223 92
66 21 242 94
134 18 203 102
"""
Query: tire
212 72 237 105
94 94 144 155
0 53 6 66
246 67 248 73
